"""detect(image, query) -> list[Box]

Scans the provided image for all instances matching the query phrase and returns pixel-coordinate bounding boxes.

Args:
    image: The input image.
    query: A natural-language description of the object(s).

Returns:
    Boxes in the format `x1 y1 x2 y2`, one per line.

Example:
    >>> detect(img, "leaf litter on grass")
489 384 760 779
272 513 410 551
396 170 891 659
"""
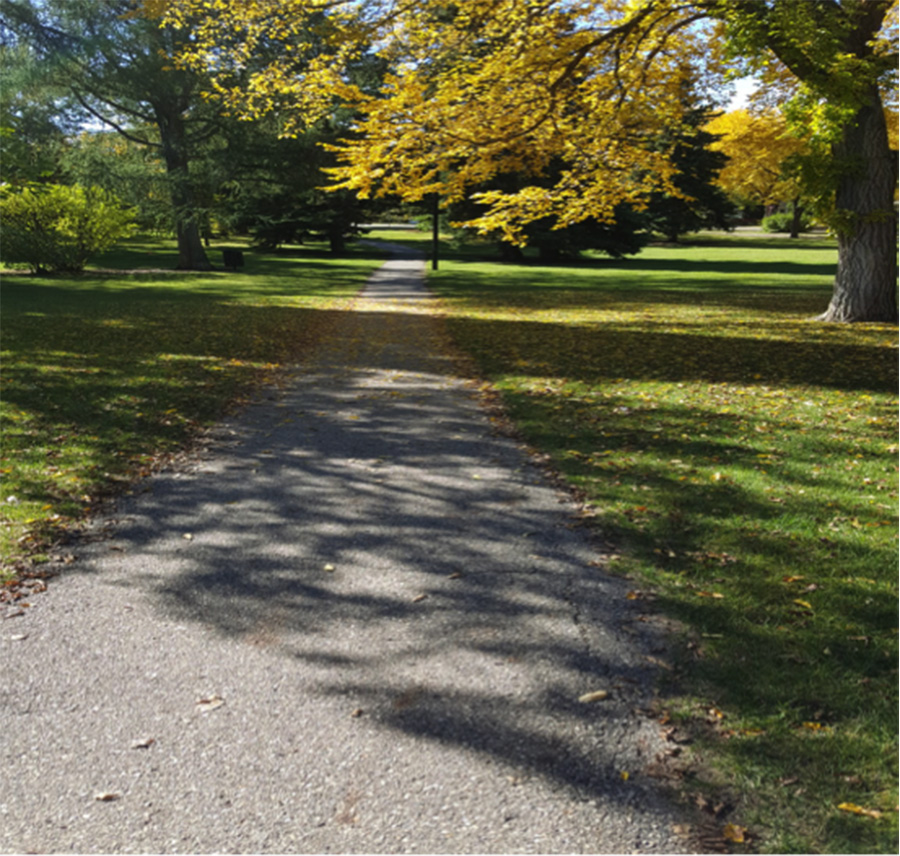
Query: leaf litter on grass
0 237 383 576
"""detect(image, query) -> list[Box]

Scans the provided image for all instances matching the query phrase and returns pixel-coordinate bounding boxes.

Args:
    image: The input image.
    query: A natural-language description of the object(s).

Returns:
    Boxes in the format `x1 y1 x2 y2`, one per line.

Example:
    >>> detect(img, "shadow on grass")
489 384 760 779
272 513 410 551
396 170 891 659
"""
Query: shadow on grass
2 262 374 301
444 315 896 392
589 257 837 278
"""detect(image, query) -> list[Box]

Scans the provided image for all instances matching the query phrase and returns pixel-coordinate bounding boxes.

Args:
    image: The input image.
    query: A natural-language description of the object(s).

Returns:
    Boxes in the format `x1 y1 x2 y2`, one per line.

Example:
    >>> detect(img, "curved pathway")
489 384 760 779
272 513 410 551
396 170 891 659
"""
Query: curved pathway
1 245 693 853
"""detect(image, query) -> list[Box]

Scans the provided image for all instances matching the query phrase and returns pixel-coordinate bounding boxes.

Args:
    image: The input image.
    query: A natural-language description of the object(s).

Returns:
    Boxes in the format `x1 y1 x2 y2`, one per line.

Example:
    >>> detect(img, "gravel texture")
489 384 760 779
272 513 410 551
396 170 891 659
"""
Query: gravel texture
1 245 694 853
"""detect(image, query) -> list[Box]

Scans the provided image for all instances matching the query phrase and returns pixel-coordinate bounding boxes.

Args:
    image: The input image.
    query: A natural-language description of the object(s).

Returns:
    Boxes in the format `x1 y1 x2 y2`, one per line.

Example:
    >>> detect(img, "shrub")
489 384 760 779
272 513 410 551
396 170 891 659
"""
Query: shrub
0 183 136 273
761 210 813 234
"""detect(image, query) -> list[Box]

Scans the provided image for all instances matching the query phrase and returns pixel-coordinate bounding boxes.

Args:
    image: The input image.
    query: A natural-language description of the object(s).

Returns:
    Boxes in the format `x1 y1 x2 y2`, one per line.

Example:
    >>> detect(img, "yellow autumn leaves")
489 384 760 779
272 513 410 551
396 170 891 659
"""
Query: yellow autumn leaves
147 0 731 242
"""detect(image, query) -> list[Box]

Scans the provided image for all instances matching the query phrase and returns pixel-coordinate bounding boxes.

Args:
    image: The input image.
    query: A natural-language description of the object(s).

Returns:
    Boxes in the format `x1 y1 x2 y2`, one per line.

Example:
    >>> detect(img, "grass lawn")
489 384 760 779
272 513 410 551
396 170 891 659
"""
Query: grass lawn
0 236 384 571
371 227 898 854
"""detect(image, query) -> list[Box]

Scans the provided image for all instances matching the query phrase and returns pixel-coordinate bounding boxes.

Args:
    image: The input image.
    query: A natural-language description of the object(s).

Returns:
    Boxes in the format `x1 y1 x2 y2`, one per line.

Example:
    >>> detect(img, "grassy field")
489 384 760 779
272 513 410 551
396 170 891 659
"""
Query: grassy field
2 228 896 852
0 237 383 571
372 228 898 853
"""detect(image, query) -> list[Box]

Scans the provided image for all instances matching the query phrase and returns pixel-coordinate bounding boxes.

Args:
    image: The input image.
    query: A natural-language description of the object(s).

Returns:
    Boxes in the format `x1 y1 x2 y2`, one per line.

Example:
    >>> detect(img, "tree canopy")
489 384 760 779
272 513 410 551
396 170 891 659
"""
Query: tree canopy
154 1 733 241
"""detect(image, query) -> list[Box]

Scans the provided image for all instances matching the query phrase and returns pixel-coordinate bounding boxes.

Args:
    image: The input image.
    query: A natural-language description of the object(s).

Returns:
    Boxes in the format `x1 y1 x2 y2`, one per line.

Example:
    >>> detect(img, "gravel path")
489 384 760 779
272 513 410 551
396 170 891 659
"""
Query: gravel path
1 245 693 853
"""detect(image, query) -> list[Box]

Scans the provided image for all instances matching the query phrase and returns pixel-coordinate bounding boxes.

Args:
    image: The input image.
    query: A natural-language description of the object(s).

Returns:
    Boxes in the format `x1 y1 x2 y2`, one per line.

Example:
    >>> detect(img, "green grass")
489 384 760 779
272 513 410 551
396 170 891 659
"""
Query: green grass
0 236 384 570
374 228 898 853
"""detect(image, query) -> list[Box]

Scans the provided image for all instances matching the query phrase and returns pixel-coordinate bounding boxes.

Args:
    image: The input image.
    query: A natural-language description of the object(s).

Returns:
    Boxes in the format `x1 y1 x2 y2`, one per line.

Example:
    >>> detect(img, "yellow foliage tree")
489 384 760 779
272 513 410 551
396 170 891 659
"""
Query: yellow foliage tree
705 109 807 208
151 0 725 244
149 0 898 322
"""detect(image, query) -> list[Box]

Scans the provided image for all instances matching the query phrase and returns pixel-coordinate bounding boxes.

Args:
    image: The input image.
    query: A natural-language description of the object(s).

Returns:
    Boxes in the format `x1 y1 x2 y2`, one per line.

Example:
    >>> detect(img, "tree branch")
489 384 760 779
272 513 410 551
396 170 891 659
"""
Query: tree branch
73 91 160 148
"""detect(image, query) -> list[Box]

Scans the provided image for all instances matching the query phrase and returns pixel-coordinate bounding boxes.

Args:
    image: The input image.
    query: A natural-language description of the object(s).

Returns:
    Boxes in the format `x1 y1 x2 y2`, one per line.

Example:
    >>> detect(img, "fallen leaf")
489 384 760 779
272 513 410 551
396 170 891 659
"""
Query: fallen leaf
323 564 336 572
94 792 120 802
350 708 364 718
130 737 155 749
723 823 746 843
838 802 882 819
620 770 630 781
662 726 693 744
793 599 813 610
196 694 225 713
411 593 429 603
578 690 609 703
182 533 193 541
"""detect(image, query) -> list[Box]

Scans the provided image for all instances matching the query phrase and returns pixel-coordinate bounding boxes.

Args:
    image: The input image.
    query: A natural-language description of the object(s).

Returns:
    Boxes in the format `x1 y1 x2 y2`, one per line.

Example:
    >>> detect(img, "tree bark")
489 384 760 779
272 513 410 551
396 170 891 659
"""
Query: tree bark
820 90 898 322
156 103 212 271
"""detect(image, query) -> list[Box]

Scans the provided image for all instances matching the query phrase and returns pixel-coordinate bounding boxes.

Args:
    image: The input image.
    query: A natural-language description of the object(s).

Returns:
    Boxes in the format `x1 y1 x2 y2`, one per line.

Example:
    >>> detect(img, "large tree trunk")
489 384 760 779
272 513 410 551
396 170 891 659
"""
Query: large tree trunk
156 104 212 271
820 90 898 322
171 199 212 271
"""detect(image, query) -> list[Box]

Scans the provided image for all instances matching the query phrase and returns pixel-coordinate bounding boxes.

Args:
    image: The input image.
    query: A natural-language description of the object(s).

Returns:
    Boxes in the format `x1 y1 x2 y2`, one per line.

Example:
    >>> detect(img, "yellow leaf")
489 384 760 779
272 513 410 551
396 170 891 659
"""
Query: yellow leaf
838 802 882 819
793 599 813 610
723 823 746 843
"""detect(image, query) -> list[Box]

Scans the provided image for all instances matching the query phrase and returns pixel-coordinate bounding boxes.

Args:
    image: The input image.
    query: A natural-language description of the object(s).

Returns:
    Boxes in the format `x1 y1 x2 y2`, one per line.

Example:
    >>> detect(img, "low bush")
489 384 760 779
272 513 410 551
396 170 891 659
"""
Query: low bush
761 209 813 233
0 183 136 273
